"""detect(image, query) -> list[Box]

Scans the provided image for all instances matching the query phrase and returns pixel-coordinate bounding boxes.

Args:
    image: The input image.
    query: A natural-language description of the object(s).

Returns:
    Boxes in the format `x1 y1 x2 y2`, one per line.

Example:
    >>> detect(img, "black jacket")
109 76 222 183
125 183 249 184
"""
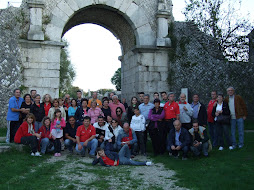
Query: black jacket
212 101 230 117
196 102 207 126
167 127 191 149
75 107 90 123
30 103 45 122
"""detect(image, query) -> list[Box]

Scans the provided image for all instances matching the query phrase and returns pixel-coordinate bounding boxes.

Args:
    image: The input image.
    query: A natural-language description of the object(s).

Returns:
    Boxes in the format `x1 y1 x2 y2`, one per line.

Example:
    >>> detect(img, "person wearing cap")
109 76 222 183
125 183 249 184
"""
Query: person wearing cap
163 92 180 133
148 99 166 155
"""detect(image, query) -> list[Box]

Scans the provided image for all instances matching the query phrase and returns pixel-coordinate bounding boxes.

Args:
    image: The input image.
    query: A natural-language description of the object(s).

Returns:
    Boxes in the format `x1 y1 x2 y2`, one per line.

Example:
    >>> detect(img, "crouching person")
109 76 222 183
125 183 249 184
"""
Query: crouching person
75 116 98 158
92 146 152 166
189 120 211 157
64 116 79 154
117 122 138 157
167 120 190 160
14 113 41 156
38 117 54 154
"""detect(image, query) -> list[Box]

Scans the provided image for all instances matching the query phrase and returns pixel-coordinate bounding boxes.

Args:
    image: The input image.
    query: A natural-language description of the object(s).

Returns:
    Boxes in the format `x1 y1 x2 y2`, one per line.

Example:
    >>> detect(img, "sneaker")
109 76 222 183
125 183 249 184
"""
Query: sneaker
146 161 152 166
31 152 35 156
35 152 42 156
58 153 61 157
229 146 234 150
54 153 58 157
218 146 224 151
182 157 188 160
238 145 243 149
6 139 10 143
169 152 172 156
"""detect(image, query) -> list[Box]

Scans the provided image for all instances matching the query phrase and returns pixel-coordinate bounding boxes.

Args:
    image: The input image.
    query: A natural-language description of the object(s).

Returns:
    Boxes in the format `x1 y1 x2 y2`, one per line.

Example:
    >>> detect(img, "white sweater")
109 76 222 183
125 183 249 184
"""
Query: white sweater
130 114 146 132
105 125 122 141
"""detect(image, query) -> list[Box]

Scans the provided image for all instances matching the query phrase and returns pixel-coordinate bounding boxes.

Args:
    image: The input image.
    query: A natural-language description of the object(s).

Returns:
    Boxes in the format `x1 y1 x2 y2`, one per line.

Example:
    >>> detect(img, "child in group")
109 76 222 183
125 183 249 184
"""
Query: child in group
130 107 146 156
50 109 66 157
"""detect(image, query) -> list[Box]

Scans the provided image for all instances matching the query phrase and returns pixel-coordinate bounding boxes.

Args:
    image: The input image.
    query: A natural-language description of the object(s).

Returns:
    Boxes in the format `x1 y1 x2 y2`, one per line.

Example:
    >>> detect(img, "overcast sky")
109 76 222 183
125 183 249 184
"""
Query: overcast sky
1 0 253 92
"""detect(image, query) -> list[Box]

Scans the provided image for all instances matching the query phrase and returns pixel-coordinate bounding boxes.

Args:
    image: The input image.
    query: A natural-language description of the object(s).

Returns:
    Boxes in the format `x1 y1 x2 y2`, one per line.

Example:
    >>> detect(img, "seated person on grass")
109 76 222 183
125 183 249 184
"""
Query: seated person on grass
75 116 98 158
117 122 138 157
167 120 190 160
64 116 79 154
38 116 54 154
14 113 41 156
189 120 211 157
92 146 152 166
93 116 109 148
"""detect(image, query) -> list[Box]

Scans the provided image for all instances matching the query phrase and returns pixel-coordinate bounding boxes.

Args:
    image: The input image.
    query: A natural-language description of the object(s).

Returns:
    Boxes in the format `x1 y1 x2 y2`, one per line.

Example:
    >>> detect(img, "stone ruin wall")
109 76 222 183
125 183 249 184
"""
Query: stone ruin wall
169 22 254 118
0 5 30 127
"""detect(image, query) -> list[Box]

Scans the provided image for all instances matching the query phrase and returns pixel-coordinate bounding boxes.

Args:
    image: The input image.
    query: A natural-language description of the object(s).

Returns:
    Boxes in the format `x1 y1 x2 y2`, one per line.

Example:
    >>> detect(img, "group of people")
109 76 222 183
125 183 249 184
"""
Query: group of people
5 86 247 165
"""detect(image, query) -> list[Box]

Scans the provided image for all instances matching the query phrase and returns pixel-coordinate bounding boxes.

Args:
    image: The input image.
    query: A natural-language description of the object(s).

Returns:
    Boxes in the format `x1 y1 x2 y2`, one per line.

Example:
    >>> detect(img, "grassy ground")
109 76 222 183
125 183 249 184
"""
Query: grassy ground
151 132 254 190
0 123 254 189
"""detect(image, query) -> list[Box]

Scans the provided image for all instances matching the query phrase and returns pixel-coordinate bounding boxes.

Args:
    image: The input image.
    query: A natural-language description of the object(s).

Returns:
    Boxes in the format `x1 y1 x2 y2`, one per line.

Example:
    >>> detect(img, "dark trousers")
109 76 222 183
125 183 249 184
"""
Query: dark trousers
10 121 20 143
149 127 166 155
164 119 175 133
135 131 145 154
181 123 192 131
169 145 189 158
53 138 61 153
20 136 38 153
216 122 232 147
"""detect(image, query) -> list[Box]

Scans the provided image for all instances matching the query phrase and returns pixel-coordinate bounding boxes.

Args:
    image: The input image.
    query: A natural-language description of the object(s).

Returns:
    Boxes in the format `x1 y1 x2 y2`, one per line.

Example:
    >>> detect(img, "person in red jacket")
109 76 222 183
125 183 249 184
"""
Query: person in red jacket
207 91 217 147
14 113 41 156
38 116 54 154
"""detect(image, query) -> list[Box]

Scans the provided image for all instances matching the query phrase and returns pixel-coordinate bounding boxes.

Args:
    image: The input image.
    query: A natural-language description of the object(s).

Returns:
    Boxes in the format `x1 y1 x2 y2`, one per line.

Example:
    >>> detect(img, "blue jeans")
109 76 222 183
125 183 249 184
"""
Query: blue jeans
190 142 209 156
75 139 98 156
208 122 217 147
118 145 146 166
231 118 244 147
65 139 75 151
35 121 42 133
40 138 54 154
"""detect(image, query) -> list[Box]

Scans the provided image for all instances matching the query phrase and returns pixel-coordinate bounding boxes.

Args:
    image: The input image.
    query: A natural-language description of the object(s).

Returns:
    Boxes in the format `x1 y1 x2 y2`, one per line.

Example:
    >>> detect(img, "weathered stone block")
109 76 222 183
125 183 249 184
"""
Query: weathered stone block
75 0 94 8
51 15 66 29
57 0 74 17
45 24 62 41
126 2 139 18
119 0 132 13
65 0 79 11
51 6 69 22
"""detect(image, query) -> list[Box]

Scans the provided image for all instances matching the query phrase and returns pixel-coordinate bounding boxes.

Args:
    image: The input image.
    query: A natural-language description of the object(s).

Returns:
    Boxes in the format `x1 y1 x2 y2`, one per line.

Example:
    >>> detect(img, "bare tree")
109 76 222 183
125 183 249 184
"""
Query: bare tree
184 0 253 62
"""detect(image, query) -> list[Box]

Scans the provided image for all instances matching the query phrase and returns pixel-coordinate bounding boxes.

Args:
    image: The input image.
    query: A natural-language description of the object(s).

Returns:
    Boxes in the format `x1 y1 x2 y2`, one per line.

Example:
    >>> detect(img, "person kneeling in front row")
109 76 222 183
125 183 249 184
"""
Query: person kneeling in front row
75 116 98 158
92 146 152 166
189 120 211 157
167 120 190 160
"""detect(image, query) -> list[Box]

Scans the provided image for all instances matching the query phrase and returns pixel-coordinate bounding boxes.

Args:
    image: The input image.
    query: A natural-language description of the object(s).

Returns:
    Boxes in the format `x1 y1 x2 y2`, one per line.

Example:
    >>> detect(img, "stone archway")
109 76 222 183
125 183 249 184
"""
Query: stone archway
20 0 173 99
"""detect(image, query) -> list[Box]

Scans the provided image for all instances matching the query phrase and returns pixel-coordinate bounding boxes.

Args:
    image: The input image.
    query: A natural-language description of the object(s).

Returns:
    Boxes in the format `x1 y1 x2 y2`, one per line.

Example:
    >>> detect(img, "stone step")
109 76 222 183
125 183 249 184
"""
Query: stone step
0 145 10 153
0 143 25 153
0 137 6 142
